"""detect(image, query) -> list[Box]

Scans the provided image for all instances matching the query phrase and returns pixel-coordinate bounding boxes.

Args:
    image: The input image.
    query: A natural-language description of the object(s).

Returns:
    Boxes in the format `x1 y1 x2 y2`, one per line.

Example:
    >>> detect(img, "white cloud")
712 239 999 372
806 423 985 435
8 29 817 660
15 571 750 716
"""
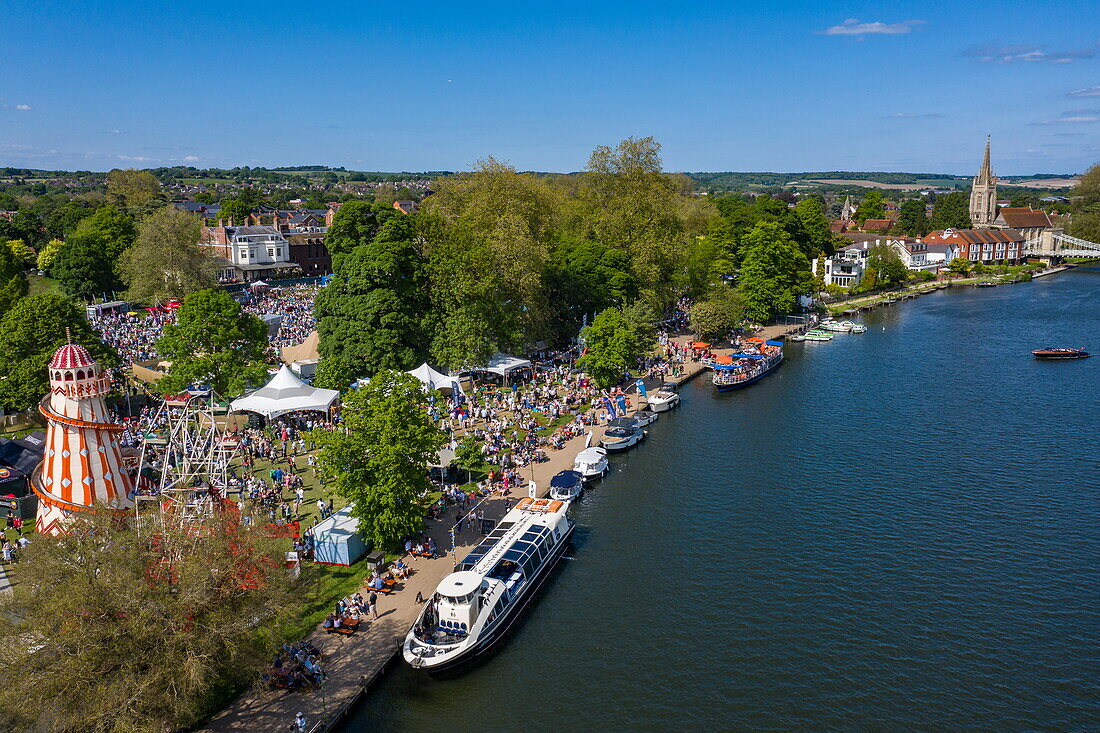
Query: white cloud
116 154 152 162
821 19 925 37
884 112 945 119
1033 111 1100 125
14 104 30 111
965 39 1099 64
183 155 200 162
1068 85 1100 97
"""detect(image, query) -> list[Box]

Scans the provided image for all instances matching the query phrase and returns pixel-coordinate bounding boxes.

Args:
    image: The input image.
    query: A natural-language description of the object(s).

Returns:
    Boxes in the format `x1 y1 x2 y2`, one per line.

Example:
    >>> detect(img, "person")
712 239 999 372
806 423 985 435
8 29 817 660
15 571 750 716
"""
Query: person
368 590 378 620
294 712 307 732
16 535 29 551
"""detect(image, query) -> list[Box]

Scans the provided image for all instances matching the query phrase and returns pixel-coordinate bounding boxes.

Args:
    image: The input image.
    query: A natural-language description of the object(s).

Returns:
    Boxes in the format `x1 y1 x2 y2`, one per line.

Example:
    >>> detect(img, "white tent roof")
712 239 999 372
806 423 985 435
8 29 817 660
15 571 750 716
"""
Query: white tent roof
407 362 463 393
229 365 340 419
483 353 532 376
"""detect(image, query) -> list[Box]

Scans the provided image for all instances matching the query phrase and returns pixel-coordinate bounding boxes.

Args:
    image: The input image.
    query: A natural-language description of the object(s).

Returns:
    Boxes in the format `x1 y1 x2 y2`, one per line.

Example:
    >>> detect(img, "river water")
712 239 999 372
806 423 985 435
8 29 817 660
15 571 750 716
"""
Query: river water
343 269 1100 731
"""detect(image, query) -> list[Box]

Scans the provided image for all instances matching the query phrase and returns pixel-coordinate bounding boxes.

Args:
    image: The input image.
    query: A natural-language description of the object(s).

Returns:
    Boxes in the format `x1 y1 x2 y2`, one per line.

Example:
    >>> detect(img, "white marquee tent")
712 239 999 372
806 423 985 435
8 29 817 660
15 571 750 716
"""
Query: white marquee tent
230 365 340 419
407 363 464 393
483 353 532 377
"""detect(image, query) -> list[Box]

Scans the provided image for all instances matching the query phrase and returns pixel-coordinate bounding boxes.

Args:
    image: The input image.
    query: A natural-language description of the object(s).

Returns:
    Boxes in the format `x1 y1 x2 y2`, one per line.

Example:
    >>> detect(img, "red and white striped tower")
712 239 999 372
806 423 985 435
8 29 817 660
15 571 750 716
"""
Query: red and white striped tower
32 340 133 535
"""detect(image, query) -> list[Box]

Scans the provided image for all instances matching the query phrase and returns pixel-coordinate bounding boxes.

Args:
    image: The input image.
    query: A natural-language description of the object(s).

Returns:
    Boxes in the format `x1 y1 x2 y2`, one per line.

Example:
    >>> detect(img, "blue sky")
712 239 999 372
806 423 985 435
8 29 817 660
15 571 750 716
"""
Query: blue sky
1 1 1098 174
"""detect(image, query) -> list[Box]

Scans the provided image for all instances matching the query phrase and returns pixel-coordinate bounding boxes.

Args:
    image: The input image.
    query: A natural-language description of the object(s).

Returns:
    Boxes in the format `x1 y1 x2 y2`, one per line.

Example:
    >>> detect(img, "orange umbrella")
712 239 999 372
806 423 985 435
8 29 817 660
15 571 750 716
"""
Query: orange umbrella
744 337 765 343
691 342 711 349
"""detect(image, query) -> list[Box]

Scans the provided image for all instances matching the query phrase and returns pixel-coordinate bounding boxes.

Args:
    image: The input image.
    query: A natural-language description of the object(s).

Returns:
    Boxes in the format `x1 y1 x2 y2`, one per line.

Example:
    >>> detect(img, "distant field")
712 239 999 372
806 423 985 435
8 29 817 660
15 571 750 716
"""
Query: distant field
1001 177 1079 189
803 178 963 190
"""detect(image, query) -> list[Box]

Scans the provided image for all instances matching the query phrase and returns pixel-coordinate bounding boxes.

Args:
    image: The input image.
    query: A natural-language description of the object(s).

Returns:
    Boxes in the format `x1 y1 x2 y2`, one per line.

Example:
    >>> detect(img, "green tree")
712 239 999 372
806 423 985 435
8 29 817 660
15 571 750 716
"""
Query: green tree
310 370 446 550
119 206 215 302
0 294 117 411
0 508 292 732
36 238 65 271
854 190 886 225
5 239 35 266
315 218 429 389
106 168 163 207
794 197 833 255
859 267 878 292
736 221 812 322
1068 162 1100 243
218 198 253 225
0 240 28 316
930 192 972 230
72 205 137 261
51 235 117 300
689 286 746 340
323 200 389 257
867 243 908 286
576 307 649 389
154 289 269 397
948 257 972 277
896 199 929 236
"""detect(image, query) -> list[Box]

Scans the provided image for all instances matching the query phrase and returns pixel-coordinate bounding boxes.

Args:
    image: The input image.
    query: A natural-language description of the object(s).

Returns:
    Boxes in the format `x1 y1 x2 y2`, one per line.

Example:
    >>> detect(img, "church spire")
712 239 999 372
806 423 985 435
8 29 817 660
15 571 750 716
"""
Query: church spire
969 135 998 228
977 135 993 185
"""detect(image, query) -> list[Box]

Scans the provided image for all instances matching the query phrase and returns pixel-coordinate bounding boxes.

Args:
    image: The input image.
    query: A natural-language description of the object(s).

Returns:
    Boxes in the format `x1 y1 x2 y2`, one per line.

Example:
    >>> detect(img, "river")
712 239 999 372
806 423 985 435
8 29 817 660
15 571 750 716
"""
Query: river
342 269 1100 731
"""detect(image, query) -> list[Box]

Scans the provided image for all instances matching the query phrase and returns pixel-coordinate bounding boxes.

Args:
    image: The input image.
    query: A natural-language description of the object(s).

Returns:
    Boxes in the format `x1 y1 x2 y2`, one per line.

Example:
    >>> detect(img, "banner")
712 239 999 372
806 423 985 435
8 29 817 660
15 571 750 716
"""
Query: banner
635 379 647 398
615 394 628 414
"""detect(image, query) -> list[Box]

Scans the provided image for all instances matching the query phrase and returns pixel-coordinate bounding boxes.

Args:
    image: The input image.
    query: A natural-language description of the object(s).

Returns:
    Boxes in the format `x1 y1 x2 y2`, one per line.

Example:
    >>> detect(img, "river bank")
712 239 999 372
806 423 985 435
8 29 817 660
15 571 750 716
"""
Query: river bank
342 266 1099 732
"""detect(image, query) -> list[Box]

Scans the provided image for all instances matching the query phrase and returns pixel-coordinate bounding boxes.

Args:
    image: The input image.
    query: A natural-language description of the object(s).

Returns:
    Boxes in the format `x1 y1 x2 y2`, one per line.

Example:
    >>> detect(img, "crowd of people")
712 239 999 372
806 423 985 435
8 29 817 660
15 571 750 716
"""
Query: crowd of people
241 284 318 349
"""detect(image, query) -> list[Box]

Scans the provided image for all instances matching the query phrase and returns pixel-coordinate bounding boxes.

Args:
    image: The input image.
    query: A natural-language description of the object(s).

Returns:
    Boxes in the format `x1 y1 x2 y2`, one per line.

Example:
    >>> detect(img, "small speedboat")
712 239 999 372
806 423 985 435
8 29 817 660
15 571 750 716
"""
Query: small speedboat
802 330 833 342
848 323 867 334
600 417 645 452
632 407 659 427
573 446 608 481
1032 347 1090 360
548 470 584 501
789 334 806 342
820 320 851 332
646 383 681 412
976 281 997 288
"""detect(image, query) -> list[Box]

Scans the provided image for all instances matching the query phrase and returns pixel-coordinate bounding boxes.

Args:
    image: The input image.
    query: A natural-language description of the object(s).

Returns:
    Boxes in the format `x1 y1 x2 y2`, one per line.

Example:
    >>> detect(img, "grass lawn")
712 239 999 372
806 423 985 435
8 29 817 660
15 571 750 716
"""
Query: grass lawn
27 274 63 297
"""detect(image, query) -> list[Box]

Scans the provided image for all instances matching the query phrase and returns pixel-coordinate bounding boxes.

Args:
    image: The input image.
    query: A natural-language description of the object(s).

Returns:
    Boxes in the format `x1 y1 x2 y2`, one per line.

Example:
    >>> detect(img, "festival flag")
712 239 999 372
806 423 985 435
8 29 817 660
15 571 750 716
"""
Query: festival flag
635 379 647 398
615 394 628 414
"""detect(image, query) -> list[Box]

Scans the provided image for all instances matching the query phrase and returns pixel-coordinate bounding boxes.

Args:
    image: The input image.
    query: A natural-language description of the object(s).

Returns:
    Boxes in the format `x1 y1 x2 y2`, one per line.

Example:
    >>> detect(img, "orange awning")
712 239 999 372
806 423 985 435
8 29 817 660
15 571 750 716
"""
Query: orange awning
715 355 734 365
691 342 710 349
744 337 764 343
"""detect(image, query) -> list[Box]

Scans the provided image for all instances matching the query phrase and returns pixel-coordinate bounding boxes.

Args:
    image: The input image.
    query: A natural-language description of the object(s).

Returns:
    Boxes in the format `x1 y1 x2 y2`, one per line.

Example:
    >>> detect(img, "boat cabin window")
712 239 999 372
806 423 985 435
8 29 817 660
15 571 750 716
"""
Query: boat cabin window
488 559 522 582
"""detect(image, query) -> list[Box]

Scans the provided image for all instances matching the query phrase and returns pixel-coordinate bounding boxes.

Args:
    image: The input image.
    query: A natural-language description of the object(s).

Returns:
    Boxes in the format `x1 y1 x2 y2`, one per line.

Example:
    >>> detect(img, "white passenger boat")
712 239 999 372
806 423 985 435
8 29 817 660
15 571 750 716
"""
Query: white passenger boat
573 446 608 481
402 497 574 673
646 382 681 412
802 330 833 341
548 470 583 501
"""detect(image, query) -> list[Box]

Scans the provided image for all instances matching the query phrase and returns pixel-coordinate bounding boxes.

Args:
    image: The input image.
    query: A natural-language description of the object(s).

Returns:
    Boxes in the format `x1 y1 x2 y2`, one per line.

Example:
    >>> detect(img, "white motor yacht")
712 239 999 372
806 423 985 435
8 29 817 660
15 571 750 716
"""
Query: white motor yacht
646 382 681 412
599 417 645 452
402 498 574 673
632 407 659 427
573 446 608 481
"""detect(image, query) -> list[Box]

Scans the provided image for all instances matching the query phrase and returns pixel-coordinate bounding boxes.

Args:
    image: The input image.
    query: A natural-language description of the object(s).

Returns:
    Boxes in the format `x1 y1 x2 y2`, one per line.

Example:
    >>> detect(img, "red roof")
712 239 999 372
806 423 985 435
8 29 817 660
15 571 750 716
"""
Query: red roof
862 218 894 231
49 343 96 369
997 207 1053 229
923 228 1024 245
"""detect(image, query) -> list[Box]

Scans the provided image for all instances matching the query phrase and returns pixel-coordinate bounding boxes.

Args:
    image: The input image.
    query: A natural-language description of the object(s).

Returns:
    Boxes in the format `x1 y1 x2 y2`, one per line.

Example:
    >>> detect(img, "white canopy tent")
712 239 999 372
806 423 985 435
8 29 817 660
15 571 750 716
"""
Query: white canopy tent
230 365 340 419
483 353 532 377
407 363 464 393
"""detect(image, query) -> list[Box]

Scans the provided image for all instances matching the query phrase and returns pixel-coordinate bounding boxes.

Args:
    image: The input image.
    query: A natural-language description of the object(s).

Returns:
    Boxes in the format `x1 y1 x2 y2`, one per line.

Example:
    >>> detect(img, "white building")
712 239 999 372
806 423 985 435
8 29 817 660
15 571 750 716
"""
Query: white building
201 225 300 282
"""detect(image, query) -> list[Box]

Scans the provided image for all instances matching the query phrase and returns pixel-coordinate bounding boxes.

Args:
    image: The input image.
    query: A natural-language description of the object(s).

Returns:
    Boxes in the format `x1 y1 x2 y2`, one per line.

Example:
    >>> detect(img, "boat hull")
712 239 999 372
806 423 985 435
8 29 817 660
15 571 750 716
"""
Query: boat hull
410 522 576 676
713 354 783 392
1032 352 1090 360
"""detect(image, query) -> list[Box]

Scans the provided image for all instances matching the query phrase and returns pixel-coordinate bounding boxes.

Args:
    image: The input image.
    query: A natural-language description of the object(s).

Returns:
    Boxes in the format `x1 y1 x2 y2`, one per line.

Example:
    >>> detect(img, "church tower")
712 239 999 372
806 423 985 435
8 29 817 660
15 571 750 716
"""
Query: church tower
969 136 998 228
32 339 133 535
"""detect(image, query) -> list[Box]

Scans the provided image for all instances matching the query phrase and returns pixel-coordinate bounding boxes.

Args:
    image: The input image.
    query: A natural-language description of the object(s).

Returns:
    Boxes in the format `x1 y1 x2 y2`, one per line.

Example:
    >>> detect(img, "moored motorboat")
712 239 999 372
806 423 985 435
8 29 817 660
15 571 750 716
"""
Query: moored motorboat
820 320 851 332
646 382 681 412
402 497 574 673
712 339 783 391
848 323 867 333
802 330 833 342
548 470 584 501
599 417 645 452
1032 347 1090 360
631 406 658 427
572 446 608 481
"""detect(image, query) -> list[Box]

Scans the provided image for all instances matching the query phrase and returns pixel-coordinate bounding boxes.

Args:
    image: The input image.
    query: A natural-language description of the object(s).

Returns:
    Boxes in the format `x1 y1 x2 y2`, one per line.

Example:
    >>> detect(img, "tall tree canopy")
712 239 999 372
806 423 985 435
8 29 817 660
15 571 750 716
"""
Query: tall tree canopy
0 240 28 316
896 199 930 236
867 243 908 287
576 306 651 389
853 190 887 225
0 509 292 732
323 200 394 257
737 221 812 322
105 168 163 207
51 235 117 300
315 214 429 389
1068 162 1100 243
0 294 117 411
119 206 216 302
155 289 269 397
930 192 973 230
310 370 446 550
